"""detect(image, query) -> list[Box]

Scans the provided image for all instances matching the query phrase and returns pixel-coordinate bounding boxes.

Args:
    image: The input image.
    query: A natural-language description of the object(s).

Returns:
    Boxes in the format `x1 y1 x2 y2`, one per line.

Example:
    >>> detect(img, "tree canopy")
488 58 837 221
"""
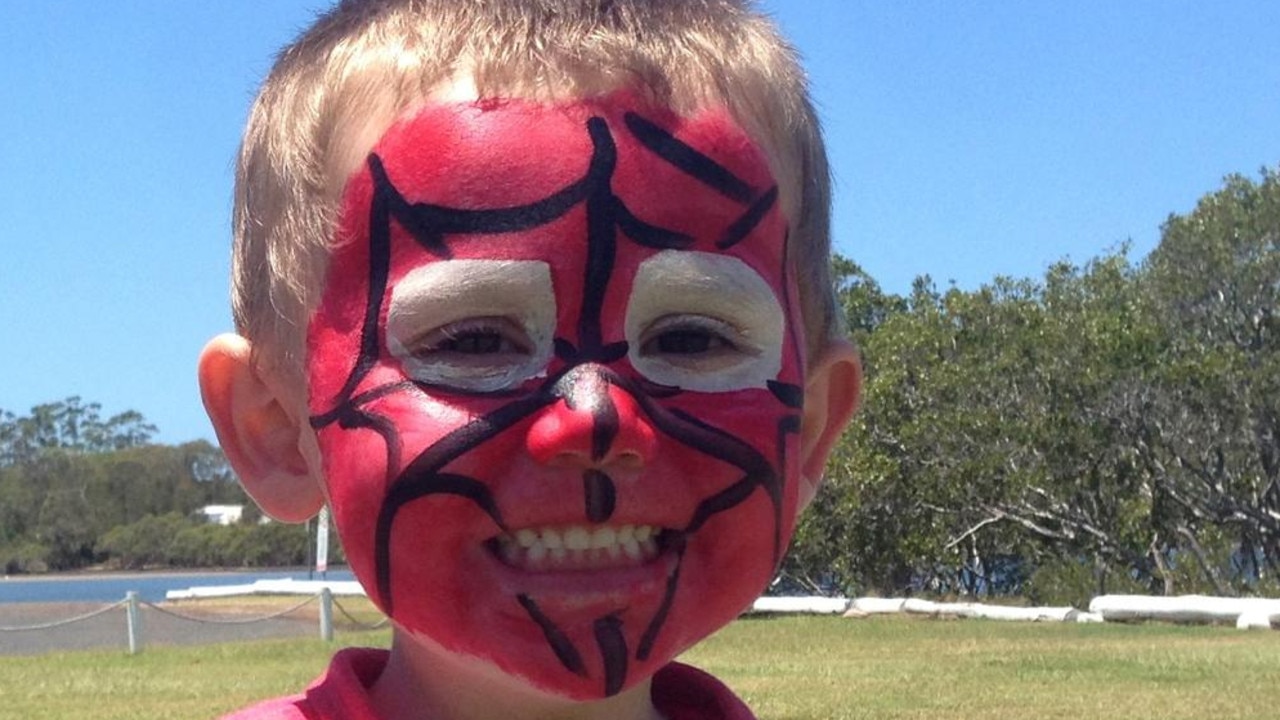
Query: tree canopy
785 167 1279 605
0 397 329 572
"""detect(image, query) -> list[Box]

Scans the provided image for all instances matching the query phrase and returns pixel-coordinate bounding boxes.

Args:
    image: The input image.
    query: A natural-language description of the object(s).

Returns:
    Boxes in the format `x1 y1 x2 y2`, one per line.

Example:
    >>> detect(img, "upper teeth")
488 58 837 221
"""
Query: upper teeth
495 524 661 569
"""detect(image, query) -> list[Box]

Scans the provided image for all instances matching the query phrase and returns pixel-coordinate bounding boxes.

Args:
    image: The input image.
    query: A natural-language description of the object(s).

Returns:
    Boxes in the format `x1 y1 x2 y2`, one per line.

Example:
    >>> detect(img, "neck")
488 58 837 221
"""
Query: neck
369 631 665 720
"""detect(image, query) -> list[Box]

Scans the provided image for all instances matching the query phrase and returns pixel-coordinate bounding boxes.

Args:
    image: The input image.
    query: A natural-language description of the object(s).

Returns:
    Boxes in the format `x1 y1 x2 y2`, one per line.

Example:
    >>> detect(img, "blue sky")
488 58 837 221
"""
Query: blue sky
1 1 1277 445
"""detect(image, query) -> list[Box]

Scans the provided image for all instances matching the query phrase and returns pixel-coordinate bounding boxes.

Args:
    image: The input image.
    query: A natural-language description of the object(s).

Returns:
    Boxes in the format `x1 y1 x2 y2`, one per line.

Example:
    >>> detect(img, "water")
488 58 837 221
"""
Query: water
0 568 356 604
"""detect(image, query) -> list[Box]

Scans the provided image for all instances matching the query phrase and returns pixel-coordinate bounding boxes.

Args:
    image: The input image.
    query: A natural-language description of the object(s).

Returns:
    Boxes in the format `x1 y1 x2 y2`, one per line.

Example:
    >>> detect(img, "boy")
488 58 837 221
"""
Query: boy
199 1 860 718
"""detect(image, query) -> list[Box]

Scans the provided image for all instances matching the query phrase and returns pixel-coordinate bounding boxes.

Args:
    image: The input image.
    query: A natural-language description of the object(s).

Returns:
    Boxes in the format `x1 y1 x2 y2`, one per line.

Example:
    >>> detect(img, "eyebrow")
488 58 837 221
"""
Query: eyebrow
623 112 757 204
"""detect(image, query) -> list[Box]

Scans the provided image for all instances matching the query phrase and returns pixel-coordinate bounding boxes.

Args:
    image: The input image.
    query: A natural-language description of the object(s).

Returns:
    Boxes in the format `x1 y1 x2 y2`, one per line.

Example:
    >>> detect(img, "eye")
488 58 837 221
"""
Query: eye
639 315 754 369
412 317 533 359
625 251 785 392
394 315 548 393
385 259 556 393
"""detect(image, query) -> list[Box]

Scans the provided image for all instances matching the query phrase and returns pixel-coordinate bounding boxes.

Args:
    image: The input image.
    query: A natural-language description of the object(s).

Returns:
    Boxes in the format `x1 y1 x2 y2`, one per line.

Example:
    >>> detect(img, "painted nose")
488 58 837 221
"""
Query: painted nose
526 365 657 468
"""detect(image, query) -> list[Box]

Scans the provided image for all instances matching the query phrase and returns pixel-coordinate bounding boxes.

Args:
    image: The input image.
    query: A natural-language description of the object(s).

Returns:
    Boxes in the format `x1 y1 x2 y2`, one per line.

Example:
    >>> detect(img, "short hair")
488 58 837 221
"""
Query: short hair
232 0 837 385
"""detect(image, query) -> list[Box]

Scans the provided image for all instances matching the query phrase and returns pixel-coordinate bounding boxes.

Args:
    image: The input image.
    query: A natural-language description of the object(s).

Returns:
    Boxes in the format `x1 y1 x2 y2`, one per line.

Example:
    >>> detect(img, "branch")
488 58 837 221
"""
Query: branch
944 514 1004 551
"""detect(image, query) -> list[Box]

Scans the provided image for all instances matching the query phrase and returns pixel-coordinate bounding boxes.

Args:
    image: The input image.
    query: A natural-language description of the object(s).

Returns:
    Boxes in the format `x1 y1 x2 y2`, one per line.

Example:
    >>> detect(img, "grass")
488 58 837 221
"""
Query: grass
1 609 1278 719
686 615 1280 719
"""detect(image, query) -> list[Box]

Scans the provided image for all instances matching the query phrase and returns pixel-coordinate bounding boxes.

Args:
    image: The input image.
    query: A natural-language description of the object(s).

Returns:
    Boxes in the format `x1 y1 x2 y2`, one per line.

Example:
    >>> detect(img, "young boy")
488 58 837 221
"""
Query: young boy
199 1 860 717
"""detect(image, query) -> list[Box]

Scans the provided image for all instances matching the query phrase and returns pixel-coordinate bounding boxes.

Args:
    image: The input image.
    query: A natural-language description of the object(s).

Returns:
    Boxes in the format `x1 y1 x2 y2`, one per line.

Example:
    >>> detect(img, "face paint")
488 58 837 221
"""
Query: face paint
307 93 807 699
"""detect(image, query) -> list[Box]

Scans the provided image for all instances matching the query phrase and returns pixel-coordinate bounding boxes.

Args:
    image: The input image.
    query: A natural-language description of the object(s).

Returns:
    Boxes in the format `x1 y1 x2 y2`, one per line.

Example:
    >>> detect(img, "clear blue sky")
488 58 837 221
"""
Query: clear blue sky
1 2 1277 445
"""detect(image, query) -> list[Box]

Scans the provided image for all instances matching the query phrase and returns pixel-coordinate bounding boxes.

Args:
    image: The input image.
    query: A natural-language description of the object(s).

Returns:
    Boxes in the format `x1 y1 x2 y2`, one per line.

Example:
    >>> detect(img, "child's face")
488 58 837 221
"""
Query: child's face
306 92 805 699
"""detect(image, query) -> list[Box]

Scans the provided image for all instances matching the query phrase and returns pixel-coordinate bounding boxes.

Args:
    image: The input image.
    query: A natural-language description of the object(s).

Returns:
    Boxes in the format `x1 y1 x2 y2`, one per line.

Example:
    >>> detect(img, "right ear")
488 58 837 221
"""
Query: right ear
198 333 326 522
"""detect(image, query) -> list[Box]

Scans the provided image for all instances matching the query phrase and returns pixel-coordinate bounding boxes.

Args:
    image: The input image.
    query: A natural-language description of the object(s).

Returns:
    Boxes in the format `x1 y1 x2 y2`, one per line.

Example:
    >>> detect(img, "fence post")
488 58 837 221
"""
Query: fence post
125 591 142 655
319 587 334 642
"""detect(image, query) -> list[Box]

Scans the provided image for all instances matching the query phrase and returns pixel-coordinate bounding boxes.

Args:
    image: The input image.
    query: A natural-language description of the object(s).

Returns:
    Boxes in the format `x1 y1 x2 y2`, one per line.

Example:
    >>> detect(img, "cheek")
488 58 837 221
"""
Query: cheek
681 489 779 614
311 390 487 590
663 386 805 548
639 414 801 666
675 391 805 569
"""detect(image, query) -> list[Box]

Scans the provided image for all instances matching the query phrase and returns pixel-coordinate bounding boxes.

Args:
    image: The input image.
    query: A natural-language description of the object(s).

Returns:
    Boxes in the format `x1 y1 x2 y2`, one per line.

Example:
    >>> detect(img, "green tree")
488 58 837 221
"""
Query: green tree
99 512 192 569
1136 167 1280 590
0 400 246 572
793 167 1279 601
29 452 99 570
0 397 156 466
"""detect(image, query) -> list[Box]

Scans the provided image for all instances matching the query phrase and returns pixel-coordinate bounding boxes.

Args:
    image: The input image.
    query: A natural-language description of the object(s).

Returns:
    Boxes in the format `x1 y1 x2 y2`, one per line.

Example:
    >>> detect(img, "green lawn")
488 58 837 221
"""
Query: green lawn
2 614 1277 719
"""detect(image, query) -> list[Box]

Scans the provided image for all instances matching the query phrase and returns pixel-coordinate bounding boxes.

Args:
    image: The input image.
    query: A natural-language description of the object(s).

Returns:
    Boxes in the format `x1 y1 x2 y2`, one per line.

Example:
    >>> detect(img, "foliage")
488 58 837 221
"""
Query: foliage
0 398 281 573
787 166 1280 601
99 512 326 570
0 396 157 466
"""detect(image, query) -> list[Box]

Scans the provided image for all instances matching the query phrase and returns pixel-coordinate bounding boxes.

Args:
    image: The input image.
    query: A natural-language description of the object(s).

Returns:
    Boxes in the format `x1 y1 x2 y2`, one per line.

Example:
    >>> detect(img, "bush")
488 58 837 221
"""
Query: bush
99 512 193 569
0 540 50 574
1025 557 1148 608
99 513 311 569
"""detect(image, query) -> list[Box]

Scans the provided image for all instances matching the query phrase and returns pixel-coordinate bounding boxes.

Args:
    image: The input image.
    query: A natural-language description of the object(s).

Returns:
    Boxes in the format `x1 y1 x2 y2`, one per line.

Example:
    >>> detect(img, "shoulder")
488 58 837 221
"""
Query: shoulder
652 662 757 720
219 695 308 720
219 647 390 720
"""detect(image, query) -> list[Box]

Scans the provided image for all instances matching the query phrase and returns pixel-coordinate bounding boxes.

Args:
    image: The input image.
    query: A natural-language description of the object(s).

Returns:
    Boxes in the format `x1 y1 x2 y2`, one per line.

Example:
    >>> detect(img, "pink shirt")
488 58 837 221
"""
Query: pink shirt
223 647 757 720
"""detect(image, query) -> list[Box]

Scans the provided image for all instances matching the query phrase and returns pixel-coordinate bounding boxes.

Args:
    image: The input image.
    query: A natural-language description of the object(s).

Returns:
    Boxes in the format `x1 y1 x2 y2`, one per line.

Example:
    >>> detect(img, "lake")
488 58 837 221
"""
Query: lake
0 568 356 604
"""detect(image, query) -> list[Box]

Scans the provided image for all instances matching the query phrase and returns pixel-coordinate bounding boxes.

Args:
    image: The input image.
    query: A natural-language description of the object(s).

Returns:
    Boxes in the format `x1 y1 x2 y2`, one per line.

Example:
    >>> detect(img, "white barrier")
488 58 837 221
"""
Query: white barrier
900 598 1093 623
165 578 366 600
1089 594 1280 628
847 597 1101 623
848 597 907 615
750 596 851 614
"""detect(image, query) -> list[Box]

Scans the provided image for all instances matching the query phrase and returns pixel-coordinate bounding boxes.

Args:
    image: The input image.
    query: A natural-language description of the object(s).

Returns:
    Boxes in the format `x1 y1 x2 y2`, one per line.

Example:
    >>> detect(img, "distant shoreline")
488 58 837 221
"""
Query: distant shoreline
0 567 321 583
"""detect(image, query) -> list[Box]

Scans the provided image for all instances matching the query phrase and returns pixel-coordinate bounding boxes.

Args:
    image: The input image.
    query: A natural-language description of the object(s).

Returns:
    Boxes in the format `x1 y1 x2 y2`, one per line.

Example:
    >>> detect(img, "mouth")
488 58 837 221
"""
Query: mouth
486 524 674 572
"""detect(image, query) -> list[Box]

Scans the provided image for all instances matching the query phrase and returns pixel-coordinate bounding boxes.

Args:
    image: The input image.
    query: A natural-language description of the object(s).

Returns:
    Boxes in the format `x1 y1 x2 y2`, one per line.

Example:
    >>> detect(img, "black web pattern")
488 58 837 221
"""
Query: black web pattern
309 112 804 696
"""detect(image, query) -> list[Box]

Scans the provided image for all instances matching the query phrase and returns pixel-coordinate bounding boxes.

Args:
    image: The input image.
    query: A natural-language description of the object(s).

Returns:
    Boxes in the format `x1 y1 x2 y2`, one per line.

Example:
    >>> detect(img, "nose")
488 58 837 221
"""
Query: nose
526 365 657 469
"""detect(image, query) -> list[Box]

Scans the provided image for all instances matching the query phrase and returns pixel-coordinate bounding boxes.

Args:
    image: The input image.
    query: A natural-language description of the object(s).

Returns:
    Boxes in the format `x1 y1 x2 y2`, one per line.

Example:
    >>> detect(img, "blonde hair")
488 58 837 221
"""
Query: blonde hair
232 0 836 383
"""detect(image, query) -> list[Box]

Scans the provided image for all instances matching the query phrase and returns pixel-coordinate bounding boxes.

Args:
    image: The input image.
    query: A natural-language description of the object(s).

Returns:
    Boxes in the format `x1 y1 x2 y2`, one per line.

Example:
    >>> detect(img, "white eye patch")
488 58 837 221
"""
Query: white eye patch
625 250 785 392
386 259 555 392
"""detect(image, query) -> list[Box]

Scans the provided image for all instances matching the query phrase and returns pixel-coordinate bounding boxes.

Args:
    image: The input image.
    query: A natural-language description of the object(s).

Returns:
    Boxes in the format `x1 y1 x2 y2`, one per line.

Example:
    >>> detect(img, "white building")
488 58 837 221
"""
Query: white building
199 504 245 526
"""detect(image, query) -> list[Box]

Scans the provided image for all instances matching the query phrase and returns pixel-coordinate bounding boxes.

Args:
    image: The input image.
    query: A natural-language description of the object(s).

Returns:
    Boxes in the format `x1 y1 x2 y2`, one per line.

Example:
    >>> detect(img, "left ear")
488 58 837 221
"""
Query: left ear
796 338 862 512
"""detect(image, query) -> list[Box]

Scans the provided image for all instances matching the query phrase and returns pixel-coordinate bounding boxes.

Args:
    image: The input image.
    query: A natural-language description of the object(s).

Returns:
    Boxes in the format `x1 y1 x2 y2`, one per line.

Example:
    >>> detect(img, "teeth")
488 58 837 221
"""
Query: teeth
492 524 663 571
590 527 617 549
564 527 590 551
528 543 548 563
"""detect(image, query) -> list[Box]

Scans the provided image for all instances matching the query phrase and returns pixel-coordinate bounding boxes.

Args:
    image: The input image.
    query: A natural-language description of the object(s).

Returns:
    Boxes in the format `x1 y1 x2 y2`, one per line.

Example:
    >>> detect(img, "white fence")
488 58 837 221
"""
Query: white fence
5 588 1273 658
751 594 1278 629
0 587 387 654
1088 594 1280 629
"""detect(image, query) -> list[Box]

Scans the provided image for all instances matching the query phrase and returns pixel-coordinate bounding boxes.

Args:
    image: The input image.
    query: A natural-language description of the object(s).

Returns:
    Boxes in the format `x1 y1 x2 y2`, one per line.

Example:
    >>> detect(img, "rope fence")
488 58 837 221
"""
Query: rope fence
0 598 127 632
333 596 391 630
141 594 317 625
0 588 387 654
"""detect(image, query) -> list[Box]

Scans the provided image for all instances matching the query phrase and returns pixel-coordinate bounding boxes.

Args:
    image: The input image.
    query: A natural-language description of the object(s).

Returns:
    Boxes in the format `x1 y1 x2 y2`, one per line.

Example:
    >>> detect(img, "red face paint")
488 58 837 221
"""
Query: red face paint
307 94 806 699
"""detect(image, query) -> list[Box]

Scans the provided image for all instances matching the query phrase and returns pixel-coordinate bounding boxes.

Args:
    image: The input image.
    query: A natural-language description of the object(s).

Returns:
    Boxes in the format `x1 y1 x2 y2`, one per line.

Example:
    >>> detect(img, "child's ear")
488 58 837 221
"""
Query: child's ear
796 339 862 513
198 333 326 522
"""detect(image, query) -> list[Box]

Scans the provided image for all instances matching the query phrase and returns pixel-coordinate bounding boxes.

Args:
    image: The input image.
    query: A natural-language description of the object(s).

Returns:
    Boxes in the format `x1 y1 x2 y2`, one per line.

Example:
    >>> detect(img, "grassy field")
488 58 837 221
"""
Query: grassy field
1 609 1278 719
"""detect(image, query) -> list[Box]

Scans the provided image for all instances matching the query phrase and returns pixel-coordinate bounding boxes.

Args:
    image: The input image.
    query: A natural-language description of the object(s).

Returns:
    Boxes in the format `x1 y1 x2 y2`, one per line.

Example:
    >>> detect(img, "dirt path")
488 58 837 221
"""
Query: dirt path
0 601 324 656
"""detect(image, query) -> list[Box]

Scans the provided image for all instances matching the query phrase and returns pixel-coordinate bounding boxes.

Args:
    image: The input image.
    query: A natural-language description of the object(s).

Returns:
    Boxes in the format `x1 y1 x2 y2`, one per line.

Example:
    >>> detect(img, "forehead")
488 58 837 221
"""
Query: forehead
332 93 787 275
